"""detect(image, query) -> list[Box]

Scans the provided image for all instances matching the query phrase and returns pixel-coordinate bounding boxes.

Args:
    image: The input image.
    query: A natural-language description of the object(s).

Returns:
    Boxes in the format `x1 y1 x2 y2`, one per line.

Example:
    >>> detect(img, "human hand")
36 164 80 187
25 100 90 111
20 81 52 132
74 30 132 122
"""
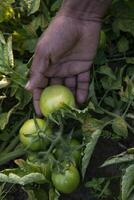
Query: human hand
26 15 101 115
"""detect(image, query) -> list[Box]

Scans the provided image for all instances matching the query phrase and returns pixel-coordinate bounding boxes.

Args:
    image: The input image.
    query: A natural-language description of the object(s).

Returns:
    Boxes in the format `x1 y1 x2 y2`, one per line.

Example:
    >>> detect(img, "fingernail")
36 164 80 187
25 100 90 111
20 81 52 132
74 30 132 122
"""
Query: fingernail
25 81 31 90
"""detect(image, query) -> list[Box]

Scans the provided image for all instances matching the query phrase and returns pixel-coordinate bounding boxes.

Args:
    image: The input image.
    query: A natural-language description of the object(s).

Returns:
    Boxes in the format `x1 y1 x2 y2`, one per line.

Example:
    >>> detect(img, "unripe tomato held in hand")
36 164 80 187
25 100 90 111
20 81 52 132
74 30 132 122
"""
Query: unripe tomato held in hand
39 85 75 117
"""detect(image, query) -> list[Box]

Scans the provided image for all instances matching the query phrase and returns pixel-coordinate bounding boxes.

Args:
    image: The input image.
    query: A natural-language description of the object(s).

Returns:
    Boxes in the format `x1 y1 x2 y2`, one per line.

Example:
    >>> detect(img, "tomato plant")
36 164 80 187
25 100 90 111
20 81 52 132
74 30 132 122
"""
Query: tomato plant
52 164 80 194
19 118 52 151
0 1 134 200
39 85 75 116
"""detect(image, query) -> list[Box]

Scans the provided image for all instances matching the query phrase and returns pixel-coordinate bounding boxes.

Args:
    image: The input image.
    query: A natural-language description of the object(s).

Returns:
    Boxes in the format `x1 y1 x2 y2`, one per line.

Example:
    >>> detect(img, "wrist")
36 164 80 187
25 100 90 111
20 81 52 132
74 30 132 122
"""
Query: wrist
57 0 112 22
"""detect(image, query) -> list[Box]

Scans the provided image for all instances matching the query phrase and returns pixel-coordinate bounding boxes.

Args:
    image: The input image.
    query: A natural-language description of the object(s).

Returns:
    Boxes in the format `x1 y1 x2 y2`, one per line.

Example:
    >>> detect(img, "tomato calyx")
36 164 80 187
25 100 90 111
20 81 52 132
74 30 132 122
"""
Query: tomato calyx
19 118 52 151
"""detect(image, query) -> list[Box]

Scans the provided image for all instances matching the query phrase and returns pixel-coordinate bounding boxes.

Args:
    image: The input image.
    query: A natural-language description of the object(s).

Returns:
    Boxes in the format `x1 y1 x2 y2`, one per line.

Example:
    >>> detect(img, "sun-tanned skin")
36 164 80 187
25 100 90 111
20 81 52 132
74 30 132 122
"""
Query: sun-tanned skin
26 0 112 116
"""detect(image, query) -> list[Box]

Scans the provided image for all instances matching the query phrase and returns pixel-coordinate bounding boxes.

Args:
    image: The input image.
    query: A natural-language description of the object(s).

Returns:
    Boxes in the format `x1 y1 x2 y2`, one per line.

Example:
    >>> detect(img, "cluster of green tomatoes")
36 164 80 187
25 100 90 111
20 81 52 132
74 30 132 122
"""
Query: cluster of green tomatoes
19 85 81 194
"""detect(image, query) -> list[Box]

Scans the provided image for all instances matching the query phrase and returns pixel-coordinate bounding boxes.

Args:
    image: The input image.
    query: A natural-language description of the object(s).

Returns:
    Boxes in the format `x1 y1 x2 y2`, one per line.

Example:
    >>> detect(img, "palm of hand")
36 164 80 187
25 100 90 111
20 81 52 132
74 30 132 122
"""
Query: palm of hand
26 16 101 115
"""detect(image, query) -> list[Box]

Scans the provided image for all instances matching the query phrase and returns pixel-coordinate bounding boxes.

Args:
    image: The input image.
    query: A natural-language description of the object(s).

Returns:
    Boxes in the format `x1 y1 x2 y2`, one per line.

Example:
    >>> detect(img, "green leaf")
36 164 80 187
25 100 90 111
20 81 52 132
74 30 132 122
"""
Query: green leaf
101 76 121 90
3 45 9 67
27 15 48 31
122 164 134 200
82 129 102 179
94 49 107 65
7 36 14 68
15 87 32 109
111 0 134 38
126 66 134 78
0 147 26 166
97 65 116 80
0 169 46 185
112 0 134 18
101 152 134 167
128 193 134 200
112 117 128 138
0 31 6 44
82 118 104 133
24 190 37 200
22 38 37 53
24 0 41 15
10 60 29 87
101 66 125 91
117 37 129 53
0 104 18 130
88 78 98 105
0 1 15 23
0 43 8 74
116 18 134 36
51 0 62 12
41 1 50 21
119 76 134 102
85 178 111 199
0 35 14 74
104 96 115 108
126 57 134 64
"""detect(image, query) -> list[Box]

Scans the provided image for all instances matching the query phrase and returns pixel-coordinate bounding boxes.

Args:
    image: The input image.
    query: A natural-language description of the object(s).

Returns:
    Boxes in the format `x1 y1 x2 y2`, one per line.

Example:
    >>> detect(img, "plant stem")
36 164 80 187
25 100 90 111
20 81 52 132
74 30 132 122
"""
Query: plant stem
0 142 7 153
122 100 132 118
102 119 113 129
98 90 110 106
46 129 63 155
3 136 19 154
99 106 119 118
127 123 134 134
98 180 110 198
40 118 63 157
1 117 29 153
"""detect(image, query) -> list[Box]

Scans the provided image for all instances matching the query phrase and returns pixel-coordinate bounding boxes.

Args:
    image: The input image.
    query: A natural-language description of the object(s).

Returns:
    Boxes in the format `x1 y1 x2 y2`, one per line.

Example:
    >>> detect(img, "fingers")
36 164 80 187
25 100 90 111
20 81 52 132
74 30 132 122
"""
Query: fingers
25 53 49 116
49 72 90 105
33 89 43 116
45 60 91 77
64 77 76 95
62 72 90 104
26 75 48 91
76 72 90 104
26 76 48 116
50 77 63 85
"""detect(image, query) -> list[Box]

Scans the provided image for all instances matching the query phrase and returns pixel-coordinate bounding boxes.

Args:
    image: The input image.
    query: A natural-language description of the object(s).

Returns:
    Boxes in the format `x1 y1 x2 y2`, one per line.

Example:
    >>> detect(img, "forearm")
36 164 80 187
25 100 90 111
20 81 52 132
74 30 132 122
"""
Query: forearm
58 0 112 21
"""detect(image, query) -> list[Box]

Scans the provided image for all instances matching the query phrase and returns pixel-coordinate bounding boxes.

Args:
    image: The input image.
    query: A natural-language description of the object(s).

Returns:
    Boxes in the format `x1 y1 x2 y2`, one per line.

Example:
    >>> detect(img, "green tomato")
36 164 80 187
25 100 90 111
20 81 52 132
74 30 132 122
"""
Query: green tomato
19 118 52 151
39 85 75 117
27 153 51 180
52 164 80 194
